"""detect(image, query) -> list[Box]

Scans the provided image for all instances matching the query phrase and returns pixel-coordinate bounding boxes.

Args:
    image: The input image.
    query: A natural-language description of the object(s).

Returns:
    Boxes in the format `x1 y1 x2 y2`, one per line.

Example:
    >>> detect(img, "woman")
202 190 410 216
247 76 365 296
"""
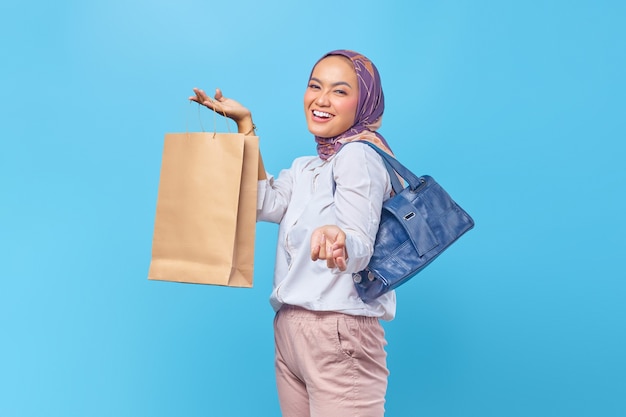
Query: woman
190 50 395 417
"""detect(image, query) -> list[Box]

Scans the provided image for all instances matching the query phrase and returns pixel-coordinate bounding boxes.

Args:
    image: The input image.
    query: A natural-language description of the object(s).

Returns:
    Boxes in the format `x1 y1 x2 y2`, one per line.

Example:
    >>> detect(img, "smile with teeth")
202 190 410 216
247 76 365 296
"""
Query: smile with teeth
313 110 333 119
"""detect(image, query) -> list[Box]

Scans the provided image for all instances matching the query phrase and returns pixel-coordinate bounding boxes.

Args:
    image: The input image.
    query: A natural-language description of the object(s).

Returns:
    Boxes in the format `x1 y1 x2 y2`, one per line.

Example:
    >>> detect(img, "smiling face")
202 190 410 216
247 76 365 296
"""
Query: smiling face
304 55 359 138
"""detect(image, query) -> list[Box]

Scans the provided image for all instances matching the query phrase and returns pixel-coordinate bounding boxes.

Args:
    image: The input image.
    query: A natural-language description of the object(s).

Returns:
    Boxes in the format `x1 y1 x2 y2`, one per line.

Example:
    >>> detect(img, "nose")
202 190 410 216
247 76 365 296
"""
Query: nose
315 90 330 106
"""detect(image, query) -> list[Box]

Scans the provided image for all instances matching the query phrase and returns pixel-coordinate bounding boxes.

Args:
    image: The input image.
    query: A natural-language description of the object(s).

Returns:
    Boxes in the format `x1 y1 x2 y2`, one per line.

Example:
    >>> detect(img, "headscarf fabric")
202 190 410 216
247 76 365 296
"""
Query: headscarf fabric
312 49 393 160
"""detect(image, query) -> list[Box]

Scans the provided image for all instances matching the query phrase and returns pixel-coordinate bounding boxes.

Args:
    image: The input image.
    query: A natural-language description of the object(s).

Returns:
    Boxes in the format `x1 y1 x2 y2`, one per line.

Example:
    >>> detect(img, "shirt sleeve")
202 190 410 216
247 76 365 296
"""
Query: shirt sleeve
332 143 391 273
256 165 295 224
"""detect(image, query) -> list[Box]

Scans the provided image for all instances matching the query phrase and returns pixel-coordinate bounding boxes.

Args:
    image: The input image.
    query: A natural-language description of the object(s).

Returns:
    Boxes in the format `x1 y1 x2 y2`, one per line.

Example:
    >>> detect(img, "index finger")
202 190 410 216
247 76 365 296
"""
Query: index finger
310 230 322 261
318 234 327 260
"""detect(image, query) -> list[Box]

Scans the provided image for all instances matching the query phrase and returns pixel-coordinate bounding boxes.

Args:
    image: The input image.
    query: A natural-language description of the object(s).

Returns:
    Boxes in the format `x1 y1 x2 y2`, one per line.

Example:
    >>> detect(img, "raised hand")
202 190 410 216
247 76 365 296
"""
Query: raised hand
189 87 252 126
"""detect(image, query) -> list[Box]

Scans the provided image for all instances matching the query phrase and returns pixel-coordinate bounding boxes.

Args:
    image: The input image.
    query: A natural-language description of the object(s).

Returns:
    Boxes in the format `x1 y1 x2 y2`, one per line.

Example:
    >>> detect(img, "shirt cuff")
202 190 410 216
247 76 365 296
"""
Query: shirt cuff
331 231 372 275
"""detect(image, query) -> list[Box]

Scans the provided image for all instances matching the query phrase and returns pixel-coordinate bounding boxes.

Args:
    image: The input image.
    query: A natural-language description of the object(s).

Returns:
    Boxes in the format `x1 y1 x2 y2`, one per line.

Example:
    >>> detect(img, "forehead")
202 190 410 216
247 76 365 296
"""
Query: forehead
311 55 357 81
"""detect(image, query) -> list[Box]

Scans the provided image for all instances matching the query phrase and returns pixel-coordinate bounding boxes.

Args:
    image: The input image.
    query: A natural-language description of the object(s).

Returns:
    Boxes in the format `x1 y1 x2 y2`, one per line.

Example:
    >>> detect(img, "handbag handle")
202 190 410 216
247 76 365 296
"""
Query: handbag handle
350 141 424 194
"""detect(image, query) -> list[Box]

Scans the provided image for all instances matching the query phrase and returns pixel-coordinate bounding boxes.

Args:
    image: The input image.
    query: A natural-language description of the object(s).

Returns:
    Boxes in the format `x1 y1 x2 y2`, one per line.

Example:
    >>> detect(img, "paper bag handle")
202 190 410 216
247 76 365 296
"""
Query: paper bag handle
188 100 233 138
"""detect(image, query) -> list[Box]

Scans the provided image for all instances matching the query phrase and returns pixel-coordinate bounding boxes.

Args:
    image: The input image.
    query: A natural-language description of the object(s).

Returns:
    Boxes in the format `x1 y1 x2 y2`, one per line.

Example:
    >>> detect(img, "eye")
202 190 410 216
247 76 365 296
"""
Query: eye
334 89 347 95
308 83 321 90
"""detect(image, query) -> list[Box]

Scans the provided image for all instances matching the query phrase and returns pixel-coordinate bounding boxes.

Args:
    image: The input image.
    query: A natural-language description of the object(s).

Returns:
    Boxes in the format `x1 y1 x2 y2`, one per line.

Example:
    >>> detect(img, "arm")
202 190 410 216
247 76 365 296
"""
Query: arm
310 144 390 273
191 86 270 191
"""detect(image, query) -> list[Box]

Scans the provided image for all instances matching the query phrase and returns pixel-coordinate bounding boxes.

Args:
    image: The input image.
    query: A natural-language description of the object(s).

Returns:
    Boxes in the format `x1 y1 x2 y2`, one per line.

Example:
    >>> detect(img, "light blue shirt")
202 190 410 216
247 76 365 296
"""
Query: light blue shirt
257 142 396 321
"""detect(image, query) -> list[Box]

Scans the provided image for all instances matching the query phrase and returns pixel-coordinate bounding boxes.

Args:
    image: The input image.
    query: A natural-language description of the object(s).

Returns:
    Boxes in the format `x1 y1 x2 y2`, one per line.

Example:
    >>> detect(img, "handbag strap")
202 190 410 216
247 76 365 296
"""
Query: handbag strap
378 153 405 193
343 141 423 194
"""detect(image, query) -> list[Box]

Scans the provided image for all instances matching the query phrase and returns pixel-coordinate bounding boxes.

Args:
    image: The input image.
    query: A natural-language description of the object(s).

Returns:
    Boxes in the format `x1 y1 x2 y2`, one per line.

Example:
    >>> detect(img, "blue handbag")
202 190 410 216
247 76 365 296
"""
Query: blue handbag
348 142 475 302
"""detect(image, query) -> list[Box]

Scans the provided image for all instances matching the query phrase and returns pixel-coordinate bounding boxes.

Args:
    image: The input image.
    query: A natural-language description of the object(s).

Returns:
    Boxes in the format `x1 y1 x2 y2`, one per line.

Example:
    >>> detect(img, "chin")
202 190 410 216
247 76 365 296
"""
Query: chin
307 124 338 138
307 125 327 138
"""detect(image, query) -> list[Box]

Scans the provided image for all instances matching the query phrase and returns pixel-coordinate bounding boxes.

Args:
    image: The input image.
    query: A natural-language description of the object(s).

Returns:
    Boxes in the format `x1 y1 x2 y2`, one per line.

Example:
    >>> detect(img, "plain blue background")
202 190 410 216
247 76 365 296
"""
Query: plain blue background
1 1 624 416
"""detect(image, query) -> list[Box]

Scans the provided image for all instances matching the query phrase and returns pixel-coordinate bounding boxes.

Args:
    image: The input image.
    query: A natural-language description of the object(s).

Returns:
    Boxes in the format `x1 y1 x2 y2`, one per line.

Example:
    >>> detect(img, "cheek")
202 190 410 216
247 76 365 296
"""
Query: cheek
339 97 359 120
303 91 315 108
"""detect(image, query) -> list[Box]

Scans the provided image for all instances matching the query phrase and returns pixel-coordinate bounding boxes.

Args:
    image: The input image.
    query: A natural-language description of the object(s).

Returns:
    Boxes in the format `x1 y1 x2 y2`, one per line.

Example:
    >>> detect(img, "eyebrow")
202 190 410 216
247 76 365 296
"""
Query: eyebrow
310 77 354 89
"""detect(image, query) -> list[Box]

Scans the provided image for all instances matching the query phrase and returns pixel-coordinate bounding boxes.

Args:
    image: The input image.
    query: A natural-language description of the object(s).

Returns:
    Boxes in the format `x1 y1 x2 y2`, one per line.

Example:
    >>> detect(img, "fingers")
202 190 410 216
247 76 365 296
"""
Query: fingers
319 234 328 262
189 87 220 107
214 88 223 101
311 231 329 261
326 240 348 271
330 229 346 249
310 226 348 271
311 232 332 264
330 243 347 271
324 234 341 269
188 88 201 103
189 88 208 105
334 253 347 271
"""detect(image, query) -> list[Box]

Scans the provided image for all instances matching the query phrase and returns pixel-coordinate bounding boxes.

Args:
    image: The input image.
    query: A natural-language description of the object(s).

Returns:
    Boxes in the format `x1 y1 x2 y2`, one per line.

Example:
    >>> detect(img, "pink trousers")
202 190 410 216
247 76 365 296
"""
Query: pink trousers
274 305 389 417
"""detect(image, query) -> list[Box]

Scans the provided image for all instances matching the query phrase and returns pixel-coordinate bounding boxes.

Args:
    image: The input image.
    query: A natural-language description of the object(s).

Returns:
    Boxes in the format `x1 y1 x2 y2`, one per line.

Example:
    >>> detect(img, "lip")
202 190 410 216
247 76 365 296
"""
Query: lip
310 109 334 123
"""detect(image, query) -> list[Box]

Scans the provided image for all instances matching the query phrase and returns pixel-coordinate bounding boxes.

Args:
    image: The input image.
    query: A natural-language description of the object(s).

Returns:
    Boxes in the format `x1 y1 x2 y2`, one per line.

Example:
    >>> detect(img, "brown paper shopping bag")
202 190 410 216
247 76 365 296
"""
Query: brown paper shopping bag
148 132 260 287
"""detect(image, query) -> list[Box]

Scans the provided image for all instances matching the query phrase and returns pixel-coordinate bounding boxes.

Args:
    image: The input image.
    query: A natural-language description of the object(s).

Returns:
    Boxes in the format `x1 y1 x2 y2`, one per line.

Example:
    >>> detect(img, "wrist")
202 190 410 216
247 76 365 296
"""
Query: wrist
237 115 256 136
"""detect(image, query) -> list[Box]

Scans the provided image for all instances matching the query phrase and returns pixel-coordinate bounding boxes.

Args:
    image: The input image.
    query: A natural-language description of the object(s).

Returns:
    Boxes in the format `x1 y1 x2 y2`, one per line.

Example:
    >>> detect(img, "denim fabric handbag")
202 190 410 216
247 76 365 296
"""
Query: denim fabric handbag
349 142 475 302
